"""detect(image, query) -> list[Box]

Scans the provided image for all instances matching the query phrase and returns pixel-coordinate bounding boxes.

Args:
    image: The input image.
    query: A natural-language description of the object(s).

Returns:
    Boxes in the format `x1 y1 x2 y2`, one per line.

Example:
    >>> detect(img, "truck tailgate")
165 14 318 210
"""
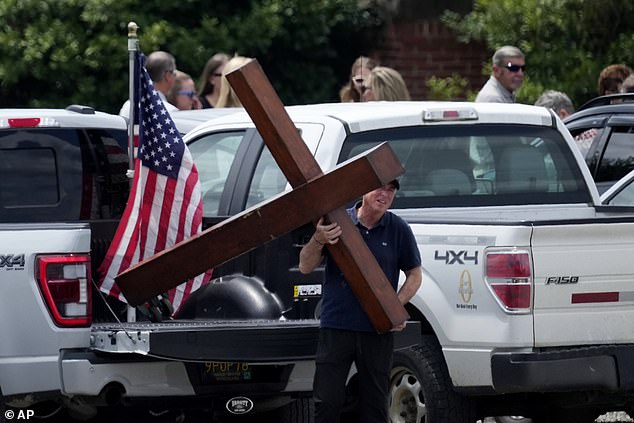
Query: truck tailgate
90 319 320 362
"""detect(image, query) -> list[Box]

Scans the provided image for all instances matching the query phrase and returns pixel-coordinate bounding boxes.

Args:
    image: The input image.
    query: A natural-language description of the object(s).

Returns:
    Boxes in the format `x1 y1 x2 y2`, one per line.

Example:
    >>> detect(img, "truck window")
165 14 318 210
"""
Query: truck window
338 124 592 208
0 129 82 222
81 129 130 220
0 128 130 223
595 126 634 184
245 146 287 209
188 131 245 216
0 147 59 207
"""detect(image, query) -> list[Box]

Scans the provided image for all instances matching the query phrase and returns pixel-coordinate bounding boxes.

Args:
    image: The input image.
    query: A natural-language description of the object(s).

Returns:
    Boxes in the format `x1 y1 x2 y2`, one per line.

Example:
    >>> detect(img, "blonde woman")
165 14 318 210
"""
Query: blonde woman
216 56 252 108
362 66 410 102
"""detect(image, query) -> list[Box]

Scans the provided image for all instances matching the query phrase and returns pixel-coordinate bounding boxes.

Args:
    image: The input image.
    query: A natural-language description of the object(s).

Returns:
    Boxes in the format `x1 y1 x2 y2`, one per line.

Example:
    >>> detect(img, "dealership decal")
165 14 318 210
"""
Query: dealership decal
456 270 477 310
226 397 254 415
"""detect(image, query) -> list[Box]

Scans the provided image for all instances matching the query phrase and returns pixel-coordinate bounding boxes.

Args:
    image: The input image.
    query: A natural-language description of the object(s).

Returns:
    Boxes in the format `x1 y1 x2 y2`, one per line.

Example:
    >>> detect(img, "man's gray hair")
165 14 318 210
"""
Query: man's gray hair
146 51 176 83
534 90 574 115
492 45 525 66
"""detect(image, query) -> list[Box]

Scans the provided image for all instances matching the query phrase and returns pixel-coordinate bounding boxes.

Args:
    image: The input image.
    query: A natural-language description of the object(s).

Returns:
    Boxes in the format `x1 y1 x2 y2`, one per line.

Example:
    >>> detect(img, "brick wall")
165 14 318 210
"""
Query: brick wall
371 18 490 100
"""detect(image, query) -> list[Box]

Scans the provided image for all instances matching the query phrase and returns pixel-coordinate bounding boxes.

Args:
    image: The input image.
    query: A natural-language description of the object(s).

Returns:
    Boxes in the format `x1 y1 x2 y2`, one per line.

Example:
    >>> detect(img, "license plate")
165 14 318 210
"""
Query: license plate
201 361 252 383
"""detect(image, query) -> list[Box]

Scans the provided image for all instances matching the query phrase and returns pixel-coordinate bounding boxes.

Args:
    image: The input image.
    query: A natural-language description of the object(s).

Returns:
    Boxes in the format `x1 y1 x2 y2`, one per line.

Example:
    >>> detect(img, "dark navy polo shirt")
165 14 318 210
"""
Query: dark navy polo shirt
319 205 421 332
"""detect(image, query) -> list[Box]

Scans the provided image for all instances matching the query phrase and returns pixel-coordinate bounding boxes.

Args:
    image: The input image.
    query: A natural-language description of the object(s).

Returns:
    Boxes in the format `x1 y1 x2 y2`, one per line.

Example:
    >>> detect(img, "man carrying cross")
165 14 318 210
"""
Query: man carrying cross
299 179 422 423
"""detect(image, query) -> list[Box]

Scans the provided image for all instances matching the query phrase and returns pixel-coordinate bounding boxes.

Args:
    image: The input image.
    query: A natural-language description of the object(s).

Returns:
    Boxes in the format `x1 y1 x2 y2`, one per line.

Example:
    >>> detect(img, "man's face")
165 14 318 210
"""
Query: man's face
493 57 525 92
362 184 397 214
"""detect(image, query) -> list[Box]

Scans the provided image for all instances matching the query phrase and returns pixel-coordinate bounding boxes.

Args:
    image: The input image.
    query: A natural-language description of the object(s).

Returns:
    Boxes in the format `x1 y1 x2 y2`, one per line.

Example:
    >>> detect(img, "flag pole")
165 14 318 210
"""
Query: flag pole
126 21 138 178
126 22 138 323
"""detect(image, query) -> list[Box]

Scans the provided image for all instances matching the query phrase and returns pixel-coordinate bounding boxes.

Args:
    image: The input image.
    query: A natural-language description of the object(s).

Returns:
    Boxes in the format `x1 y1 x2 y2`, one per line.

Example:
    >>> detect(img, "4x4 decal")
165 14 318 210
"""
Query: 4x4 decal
0 254 25 269
434 250 478 265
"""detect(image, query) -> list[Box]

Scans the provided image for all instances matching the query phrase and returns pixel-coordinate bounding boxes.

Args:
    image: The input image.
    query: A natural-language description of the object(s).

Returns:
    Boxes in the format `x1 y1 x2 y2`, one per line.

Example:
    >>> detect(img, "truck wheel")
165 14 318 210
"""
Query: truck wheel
389 336 475 423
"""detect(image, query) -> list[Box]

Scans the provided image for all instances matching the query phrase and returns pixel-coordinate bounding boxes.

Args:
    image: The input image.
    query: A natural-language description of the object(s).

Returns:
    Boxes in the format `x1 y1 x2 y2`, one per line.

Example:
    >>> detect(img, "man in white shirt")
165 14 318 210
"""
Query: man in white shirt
119 51 179 119
475 46 525 103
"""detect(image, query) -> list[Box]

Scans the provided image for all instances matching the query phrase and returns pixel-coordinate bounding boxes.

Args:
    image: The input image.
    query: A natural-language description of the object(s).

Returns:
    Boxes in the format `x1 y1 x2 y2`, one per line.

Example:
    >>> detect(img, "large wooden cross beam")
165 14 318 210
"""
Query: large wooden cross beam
116 59 409 333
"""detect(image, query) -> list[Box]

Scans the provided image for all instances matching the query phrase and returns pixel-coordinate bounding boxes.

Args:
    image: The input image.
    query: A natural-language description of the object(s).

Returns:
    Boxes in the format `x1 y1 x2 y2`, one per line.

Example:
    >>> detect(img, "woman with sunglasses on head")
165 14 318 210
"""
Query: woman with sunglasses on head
197 53 229 109
167 71 201 110
339 56 378 102
475 45 525 103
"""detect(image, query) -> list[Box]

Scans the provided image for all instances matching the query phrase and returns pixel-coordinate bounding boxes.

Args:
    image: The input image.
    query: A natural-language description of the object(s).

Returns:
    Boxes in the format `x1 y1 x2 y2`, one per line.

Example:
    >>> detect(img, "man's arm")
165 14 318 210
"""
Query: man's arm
298 217 342 274
397 266 422 306
392 266 422 331
298 234 325 274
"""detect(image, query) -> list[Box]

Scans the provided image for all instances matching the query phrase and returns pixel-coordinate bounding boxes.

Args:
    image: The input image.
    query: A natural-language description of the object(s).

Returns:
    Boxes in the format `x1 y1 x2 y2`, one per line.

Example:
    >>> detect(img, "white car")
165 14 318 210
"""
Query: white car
171 108 241 134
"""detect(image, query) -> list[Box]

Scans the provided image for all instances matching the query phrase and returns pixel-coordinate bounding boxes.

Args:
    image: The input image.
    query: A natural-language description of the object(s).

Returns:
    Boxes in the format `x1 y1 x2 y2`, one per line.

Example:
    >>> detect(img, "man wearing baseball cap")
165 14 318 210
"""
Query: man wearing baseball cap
299 179 421 423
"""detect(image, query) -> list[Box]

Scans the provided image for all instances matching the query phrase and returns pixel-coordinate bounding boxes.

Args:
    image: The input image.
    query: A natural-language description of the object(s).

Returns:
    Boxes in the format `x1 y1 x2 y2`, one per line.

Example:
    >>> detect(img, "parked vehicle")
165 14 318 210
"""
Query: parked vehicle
172 101 634 422
564 93 634 193
4 101 634 423
0 106 319 422
171 108 239 134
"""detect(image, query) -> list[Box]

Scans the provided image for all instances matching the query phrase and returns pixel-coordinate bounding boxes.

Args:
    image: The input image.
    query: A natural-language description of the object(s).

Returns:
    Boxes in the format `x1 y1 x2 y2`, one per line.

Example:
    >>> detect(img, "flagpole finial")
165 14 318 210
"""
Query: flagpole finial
128 22 139 39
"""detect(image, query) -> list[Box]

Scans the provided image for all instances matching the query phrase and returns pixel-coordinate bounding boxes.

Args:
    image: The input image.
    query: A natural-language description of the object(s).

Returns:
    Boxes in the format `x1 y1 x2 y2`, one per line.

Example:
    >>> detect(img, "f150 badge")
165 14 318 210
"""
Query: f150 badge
0 254 25 270
546 276 579 284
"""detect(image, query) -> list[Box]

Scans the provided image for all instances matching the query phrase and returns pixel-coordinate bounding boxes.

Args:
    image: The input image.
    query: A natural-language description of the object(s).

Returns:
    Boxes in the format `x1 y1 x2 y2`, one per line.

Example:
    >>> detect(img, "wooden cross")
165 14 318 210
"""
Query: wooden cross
116 59 409 333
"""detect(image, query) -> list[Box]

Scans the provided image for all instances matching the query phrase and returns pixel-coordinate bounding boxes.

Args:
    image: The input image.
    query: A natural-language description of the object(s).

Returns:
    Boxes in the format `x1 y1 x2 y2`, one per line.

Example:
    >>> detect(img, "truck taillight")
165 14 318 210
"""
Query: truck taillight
37 255 92 327
485 249 532 313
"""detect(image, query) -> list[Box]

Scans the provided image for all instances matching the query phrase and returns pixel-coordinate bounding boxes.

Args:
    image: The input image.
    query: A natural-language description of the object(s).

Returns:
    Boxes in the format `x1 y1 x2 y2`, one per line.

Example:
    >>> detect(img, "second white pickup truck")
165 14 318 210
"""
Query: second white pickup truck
3 102 634 423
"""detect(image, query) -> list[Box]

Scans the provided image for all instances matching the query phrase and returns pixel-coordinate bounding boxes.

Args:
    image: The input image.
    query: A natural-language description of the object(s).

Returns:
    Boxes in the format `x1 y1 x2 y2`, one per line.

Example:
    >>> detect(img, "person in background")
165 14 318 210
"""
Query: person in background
119 51 179 118
339 56 379 102
619 73 634 94
197 53 229 108
299 181 422 423
475 45 525 103
167 71 201 111
216 56 252 108
534 90 574 119
597 64 632 96
361 66 411 102
571 65 633 154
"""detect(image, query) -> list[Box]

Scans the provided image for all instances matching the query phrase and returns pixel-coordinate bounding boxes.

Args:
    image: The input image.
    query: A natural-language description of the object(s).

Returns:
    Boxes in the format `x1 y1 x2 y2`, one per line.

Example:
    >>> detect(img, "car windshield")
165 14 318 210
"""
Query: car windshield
338 124 592 208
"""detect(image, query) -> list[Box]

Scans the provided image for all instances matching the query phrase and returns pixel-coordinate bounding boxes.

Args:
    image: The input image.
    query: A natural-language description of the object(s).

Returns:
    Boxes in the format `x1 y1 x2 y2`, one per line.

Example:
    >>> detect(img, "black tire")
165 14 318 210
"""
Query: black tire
276 398 314 423
543 407 598 423
234 398 313 423
389 336 476 423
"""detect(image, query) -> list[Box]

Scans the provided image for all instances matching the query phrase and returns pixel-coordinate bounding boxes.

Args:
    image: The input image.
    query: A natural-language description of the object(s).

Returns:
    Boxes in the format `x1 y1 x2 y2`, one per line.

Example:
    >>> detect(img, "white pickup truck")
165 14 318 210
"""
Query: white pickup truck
2 102 634 423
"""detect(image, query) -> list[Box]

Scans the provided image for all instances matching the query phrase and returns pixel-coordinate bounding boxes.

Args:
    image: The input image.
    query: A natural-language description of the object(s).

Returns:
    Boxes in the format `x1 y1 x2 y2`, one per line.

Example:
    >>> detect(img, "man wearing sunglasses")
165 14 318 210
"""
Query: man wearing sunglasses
475 45 526 103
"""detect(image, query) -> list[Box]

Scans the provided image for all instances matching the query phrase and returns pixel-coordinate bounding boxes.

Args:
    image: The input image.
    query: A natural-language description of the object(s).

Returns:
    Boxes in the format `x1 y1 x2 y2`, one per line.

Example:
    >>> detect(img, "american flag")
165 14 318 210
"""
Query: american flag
99 52 211 313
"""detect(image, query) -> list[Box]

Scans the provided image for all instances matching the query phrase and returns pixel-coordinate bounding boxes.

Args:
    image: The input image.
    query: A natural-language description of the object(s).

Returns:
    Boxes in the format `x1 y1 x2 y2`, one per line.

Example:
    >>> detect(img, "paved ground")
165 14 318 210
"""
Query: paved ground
478 412 634 423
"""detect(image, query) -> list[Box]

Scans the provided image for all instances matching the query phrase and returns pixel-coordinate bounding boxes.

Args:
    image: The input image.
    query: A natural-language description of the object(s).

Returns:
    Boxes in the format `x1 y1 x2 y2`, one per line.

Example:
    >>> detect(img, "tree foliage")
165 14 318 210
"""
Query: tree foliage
442 0 634 108
0 0 385 112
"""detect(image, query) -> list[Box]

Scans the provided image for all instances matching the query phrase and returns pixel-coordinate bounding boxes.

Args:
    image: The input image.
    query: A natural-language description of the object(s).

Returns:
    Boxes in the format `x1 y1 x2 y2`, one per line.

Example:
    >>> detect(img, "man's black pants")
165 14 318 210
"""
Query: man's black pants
313 328 394 423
